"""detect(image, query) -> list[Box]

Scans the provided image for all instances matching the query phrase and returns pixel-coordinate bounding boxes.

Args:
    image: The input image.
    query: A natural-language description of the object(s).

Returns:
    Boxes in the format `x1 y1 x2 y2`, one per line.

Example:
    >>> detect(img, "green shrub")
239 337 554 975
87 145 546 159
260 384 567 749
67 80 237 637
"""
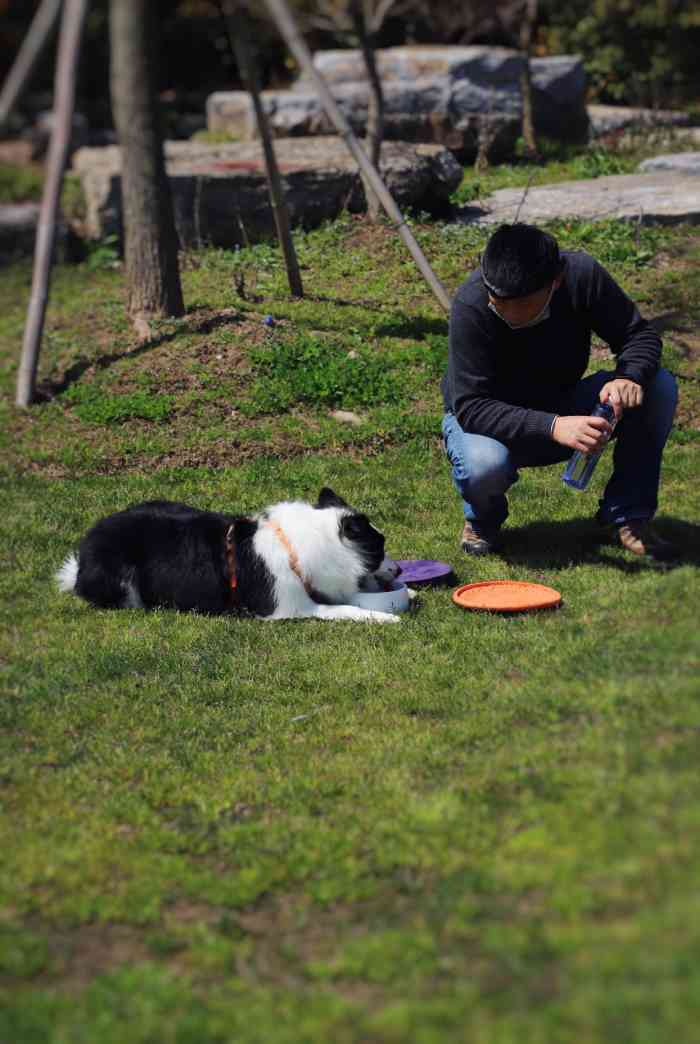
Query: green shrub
65 384 174 424
569 149 633 179
84 235 121 272
452 143 638 207
0 163 44 204
550 219 660 268
242 333 406 415
540 0 700 108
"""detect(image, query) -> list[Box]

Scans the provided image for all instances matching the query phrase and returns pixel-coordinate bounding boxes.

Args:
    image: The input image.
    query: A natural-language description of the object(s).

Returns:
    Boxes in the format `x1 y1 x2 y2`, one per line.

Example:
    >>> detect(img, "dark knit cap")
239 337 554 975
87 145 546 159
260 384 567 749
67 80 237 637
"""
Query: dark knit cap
480 223 563 299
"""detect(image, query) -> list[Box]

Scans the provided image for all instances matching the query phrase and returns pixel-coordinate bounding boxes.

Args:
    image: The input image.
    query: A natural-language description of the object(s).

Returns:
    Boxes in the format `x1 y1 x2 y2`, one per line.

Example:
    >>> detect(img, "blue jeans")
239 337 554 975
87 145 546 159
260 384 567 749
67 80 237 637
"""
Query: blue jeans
442 368 678 529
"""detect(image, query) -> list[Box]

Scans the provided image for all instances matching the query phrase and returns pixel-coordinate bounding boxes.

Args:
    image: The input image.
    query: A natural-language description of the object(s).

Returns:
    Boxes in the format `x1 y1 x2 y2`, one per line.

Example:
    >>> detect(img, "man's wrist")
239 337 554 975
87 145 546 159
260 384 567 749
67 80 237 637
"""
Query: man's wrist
550 415 559 440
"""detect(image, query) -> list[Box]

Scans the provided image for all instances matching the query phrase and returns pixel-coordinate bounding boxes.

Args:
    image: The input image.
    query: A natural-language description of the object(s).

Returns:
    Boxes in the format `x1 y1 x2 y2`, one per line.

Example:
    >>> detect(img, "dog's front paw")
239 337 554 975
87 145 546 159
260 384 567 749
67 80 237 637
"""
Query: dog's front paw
365 610 401 624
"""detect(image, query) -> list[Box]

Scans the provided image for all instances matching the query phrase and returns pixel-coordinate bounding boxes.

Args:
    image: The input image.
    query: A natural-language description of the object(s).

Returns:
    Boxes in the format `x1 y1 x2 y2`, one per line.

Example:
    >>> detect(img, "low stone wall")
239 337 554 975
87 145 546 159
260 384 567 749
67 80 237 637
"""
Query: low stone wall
639 152 700 175
207 46 588 156
588 104 690 138
71 138 463 248
457 171 700 226
208 83 520 159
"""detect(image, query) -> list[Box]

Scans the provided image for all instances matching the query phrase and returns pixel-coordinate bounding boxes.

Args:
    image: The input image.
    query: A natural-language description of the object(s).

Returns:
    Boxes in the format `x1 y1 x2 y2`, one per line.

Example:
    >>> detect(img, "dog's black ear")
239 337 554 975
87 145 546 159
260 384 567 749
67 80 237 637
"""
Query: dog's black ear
231 516 258 543
341 513 382 545
316 487 348 510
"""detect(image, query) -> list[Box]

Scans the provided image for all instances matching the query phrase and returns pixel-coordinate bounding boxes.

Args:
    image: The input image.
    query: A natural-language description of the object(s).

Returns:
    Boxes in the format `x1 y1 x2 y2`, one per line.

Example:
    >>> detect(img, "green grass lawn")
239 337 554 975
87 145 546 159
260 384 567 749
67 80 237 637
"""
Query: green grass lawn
1 175 700 1041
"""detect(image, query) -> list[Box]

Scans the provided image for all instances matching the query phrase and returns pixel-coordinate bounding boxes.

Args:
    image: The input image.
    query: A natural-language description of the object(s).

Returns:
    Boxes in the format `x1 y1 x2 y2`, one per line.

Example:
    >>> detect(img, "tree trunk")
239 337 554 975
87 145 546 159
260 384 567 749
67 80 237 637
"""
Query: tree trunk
109 0 184 325
0 0 64 132
16 0 87 408
349 0 384 222
519 0 538 159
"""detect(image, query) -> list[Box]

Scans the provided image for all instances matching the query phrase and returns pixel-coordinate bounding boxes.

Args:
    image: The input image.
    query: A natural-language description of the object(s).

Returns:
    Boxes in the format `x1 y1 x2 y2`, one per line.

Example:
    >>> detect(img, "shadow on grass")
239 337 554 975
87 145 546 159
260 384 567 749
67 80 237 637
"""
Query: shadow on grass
37 310 245 400
454 204 490 225
304 293 386 310
374 316 449 339
501 516 700 572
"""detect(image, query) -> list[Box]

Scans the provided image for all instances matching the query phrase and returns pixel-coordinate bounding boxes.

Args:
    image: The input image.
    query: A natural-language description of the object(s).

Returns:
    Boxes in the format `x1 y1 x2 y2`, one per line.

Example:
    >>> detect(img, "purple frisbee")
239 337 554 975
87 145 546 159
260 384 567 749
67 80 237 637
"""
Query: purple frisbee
395 559 454 585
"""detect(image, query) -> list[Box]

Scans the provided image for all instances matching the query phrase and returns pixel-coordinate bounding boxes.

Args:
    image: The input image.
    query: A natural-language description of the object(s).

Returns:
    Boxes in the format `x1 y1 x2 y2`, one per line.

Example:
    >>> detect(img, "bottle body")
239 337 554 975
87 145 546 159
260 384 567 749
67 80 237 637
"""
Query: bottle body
562 402 617 491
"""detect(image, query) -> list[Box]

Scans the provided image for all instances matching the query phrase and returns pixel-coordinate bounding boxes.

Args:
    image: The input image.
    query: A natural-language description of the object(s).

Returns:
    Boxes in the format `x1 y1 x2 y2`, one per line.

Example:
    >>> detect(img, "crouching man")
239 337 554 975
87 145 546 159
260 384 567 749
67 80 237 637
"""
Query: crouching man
441 223 678 559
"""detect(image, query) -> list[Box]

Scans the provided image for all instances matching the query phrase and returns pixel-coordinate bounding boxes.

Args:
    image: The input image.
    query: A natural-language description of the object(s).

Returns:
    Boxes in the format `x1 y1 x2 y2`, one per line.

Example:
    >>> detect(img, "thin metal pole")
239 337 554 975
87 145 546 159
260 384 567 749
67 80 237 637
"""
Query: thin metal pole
16 0 88 408
0 0 64 131
219 1 303 297
262 0 452 313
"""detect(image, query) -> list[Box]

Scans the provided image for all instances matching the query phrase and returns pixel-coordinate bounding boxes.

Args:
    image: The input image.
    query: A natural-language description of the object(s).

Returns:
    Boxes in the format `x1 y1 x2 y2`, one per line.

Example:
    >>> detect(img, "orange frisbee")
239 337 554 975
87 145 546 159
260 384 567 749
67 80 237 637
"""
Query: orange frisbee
452 579 562 613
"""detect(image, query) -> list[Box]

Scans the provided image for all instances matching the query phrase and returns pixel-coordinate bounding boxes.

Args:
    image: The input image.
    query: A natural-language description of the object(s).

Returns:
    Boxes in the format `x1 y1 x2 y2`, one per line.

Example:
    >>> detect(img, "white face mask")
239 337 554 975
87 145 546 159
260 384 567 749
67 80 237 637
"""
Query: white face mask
488 282 556 330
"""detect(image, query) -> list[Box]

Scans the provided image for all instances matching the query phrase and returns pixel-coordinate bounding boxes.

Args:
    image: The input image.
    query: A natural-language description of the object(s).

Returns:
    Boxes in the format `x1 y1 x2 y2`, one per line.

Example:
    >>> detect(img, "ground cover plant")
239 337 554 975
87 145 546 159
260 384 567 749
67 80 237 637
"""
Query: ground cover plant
1 154 699 1041
451 132 700 205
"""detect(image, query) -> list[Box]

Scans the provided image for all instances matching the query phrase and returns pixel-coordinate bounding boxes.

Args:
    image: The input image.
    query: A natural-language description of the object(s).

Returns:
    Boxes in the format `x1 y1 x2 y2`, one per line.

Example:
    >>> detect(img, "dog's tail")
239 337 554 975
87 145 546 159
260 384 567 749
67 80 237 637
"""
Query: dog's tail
56 553 79 594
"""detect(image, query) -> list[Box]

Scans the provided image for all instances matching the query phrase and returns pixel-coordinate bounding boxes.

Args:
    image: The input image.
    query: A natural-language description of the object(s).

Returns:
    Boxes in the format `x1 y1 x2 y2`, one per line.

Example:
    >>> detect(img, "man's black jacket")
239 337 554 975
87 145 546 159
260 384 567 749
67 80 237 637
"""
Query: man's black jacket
441 250 661 447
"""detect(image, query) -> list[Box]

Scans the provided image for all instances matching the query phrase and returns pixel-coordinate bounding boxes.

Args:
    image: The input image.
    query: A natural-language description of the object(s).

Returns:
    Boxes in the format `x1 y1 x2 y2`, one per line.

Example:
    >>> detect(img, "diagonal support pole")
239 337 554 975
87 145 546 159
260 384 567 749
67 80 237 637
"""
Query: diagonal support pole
262 0 451 313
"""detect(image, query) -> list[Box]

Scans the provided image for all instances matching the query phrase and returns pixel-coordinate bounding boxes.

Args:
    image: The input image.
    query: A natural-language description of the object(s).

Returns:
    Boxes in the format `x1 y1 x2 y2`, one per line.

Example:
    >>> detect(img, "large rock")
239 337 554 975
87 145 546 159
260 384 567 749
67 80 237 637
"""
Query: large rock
588 104 690 138
0 203 40 259
457 171 700 226
207 46 589 155
208 81 518 157
71 138 463 248
0 202 72 261
639 152 700 175
304 47 588 142
302 46 521 85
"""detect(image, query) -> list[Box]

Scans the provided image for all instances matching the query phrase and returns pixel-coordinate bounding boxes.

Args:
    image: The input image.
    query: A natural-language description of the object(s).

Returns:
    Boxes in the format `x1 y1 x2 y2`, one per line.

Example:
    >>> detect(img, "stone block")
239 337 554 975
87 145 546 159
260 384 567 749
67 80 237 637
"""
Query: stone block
209 46 588 151
71 138 463 249
639 152 700 175
457 171 700 226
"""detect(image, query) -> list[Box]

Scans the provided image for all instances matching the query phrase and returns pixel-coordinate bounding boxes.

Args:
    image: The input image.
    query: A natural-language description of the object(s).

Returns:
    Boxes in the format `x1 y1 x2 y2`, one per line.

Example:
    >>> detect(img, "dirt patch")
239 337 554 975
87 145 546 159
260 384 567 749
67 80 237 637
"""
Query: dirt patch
674 395 700 431
676 331 700 365
37 922 152 991
164 900 227 927
344 219 395 250
1 879 568 1004
36 307 257 400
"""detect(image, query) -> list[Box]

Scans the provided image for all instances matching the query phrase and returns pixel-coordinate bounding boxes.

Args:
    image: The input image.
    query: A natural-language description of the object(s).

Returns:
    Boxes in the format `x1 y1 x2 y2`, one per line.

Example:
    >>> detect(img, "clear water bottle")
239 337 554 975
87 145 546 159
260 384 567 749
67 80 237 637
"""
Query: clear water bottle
562 401 617 491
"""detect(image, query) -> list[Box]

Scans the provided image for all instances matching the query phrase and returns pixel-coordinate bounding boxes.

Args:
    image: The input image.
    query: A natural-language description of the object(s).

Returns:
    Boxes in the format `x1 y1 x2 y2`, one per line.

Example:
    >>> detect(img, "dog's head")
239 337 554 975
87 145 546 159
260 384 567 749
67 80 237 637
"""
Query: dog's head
315 487 400 589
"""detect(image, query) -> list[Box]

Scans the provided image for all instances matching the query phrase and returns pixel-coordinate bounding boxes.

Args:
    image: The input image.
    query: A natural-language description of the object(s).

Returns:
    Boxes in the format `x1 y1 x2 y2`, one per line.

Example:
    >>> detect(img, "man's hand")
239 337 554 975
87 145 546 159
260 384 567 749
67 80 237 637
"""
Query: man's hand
552 415 612 453
599 378 643 419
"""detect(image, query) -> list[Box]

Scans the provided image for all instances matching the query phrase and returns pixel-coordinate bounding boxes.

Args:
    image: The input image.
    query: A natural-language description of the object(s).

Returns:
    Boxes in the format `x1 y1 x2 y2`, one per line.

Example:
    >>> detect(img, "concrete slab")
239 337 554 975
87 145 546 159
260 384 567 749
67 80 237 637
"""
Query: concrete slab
588 104 690 137
458 171 700 226
639 152 700 175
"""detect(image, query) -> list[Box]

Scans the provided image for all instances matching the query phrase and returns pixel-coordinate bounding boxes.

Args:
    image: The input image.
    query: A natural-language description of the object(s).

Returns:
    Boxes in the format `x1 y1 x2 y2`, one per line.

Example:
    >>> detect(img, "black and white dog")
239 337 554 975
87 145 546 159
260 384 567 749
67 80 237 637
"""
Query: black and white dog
56 488 404 624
